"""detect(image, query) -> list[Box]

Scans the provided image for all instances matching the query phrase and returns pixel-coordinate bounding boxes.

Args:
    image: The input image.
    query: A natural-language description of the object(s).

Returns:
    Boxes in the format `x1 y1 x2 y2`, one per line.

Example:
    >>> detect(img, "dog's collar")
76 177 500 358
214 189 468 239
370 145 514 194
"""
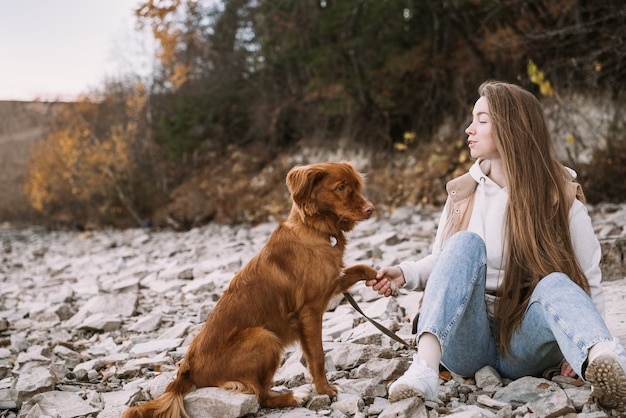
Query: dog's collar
330 235 338 247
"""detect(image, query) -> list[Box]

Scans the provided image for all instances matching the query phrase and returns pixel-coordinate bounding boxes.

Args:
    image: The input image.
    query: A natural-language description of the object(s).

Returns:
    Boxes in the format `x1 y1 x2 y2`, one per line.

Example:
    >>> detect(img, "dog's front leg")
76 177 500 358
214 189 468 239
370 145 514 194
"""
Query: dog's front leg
298 309 336 397
335 264 378 294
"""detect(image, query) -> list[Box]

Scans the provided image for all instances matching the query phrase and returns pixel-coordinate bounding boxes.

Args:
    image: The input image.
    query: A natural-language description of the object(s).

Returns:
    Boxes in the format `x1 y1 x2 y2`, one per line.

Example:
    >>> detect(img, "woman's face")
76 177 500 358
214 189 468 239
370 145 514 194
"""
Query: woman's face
465 96 499 160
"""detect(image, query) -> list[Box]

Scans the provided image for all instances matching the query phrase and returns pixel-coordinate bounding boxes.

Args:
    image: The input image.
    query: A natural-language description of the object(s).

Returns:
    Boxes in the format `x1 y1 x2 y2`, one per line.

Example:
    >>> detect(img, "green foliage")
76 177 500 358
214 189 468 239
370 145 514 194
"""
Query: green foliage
155 94 212 158
137 0 626 225
134 0 626 154
21 0 626 227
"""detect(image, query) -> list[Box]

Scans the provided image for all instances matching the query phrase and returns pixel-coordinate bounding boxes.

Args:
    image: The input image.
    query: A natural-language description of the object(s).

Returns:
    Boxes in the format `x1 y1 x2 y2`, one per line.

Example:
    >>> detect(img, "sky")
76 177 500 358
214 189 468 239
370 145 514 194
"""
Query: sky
0 0 153 101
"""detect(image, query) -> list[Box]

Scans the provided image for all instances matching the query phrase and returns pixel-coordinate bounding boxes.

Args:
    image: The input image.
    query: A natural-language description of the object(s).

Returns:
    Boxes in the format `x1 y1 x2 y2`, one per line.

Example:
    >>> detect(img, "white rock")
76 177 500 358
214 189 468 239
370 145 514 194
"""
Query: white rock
130 338 183 356
330 392 364 415
14 366 55 402
78 312 122 331
128 312 163 332
184 387 259 418
19 391 100 417
378 396 428 418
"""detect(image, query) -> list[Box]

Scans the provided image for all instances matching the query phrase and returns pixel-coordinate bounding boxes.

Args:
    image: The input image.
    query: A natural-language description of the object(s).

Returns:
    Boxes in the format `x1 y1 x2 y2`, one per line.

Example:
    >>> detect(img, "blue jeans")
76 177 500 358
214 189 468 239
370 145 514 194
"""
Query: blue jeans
416 231 612 380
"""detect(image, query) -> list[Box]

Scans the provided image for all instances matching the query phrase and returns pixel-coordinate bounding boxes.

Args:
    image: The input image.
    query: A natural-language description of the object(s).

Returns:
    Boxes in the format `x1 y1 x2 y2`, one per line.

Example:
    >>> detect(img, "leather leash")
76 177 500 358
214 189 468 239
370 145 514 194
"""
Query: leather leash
343 292 415 349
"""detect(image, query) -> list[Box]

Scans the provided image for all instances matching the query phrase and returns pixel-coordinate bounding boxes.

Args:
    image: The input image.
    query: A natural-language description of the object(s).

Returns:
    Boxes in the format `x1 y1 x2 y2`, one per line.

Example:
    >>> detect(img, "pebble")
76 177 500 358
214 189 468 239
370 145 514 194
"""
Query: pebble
0 203 624 417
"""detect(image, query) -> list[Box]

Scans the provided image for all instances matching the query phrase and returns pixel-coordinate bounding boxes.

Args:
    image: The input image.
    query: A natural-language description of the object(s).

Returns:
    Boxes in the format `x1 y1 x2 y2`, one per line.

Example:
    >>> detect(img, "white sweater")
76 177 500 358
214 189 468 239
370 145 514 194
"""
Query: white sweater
398 160 605 317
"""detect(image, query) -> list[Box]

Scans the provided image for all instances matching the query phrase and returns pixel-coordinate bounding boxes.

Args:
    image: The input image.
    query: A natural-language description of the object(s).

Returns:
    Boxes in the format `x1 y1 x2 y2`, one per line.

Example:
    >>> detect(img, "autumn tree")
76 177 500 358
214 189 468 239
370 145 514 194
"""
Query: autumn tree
25 0 626 226
25 82 157 227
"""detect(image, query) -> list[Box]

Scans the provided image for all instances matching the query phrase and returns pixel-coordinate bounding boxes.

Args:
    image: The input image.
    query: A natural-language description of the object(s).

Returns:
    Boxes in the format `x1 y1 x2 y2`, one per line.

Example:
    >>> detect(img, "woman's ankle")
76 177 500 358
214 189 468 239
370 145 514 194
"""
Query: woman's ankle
417 332 442 371
588 340 612 363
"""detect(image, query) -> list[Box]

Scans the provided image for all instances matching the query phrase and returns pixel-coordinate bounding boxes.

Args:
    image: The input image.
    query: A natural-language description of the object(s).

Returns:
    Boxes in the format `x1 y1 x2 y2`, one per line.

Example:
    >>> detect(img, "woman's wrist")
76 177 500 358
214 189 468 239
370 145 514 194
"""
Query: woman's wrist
395 265 407 287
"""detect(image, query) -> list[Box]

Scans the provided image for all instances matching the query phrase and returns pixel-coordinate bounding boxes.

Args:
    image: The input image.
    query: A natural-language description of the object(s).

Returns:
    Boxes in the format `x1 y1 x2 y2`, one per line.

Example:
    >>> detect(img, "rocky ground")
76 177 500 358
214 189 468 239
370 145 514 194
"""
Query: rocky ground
0 203 625 418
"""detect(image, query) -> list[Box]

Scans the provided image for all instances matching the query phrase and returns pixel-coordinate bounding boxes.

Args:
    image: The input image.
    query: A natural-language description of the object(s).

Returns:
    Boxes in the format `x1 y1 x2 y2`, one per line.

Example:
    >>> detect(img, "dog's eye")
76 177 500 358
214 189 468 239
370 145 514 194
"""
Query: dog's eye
338 184 346 191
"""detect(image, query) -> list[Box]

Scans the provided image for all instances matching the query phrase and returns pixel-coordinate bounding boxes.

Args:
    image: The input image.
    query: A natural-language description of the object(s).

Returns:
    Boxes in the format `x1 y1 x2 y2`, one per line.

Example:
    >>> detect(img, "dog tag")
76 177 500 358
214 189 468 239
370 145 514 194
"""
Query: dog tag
330 236 337 247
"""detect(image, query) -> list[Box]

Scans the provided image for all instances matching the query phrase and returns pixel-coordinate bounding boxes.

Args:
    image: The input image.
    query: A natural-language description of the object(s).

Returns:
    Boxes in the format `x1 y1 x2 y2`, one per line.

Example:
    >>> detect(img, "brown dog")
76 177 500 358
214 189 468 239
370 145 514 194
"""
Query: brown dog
123 161 378 417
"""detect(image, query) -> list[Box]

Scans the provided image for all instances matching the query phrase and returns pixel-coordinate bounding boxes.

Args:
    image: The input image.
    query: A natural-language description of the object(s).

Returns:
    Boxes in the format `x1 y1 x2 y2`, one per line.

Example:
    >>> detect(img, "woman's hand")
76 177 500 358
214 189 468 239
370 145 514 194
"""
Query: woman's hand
560 360 584 385
560 360 579 379
365 266 406 297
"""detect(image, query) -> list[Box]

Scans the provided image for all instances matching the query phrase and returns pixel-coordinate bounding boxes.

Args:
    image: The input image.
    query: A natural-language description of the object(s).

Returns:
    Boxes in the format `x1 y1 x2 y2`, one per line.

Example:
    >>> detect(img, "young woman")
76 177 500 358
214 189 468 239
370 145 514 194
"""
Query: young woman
367 81 626 408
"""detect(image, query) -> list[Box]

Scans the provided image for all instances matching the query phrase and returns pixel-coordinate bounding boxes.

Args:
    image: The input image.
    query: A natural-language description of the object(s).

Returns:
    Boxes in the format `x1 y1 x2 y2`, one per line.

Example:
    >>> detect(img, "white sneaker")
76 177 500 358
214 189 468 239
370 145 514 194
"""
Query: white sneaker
388 354 439 402
586 338 626 408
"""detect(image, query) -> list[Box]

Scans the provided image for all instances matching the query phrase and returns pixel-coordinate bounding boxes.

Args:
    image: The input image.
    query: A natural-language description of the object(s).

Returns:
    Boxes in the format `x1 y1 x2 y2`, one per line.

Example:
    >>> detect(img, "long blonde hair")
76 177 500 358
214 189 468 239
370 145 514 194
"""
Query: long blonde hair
479 81 590 354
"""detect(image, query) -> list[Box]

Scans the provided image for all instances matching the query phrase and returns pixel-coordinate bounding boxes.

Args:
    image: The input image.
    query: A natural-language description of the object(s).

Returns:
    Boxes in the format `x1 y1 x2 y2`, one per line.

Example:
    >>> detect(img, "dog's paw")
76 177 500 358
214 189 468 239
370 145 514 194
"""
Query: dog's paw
343 264 378 282
292 384 313 405
344 264 377 277
314 383 338 398
388 281 400 297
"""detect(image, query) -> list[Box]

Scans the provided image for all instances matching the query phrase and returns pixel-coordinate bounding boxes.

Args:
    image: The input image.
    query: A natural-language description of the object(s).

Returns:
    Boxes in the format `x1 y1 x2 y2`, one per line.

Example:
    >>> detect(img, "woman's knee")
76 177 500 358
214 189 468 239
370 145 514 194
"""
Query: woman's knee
428 231 487 296
443 231 486 260
537 272 570 288
532 272 578 299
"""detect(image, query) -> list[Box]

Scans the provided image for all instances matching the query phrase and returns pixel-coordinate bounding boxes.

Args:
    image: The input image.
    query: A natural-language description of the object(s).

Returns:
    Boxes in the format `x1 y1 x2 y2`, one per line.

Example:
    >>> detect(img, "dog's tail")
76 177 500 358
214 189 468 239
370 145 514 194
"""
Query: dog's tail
122 365 196 418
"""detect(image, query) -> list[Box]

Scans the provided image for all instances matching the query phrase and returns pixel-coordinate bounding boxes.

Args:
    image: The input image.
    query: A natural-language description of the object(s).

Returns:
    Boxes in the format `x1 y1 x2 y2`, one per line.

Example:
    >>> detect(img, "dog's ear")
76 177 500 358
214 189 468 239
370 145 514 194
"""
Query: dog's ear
286 164 326 214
